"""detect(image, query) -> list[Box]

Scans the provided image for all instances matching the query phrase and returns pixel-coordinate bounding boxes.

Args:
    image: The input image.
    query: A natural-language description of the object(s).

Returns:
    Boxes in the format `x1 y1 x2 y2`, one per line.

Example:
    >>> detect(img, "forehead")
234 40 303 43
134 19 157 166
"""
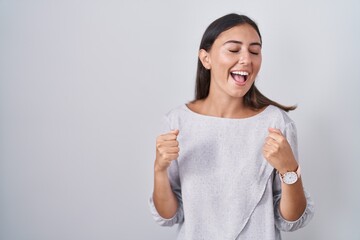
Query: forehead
215 24 261 44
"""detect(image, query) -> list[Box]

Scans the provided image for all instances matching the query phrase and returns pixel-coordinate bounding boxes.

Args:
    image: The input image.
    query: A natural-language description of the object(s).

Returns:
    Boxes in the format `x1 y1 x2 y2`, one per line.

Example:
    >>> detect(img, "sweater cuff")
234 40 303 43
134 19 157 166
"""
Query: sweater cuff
149 196 181 226
274 191 315 232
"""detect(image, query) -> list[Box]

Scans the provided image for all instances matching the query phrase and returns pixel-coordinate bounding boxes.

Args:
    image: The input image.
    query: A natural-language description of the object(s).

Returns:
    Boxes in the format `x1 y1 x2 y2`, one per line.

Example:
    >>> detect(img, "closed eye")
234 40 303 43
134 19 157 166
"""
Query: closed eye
249 46 261 55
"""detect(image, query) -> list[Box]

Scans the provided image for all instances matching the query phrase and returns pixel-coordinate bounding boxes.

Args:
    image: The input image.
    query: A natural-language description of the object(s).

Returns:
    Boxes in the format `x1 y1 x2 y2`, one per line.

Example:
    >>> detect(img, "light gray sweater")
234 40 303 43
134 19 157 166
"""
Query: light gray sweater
150 104 314 240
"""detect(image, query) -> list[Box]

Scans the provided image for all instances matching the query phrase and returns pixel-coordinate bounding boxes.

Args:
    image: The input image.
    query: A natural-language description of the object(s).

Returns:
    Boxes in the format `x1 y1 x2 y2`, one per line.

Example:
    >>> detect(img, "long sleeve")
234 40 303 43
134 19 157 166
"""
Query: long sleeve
273 122 315 231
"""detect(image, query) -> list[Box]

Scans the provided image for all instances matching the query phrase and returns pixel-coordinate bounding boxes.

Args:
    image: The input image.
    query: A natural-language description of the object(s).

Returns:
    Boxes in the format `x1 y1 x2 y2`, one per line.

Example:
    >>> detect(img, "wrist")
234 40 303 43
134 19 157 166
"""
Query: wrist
278 162 299 175
154 162 168 174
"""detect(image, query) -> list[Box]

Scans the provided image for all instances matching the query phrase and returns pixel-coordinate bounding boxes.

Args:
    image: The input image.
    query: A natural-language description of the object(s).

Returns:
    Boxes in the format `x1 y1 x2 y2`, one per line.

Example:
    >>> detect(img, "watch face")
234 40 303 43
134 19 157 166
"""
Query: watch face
283 172 298 184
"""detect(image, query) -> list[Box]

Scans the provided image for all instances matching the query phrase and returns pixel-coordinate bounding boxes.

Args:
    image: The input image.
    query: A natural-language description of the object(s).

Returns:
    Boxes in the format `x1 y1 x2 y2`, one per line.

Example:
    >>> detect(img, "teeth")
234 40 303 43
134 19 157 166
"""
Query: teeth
231 71 249 76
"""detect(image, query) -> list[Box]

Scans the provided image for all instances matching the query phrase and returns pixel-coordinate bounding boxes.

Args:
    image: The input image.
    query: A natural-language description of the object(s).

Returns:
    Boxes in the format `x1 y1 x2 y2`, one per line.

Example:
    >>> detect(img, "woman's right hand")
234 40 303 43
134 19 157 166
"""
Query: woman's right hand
154 129 180 172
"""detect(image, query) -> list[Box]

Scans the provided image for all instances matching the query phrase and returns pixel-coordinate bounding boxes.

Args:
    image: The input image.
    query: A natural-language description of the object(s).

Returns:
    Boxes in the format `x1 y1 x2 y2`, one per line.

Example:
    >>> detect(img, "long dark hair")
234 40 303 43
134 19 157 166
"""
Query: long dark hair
194 13 296 112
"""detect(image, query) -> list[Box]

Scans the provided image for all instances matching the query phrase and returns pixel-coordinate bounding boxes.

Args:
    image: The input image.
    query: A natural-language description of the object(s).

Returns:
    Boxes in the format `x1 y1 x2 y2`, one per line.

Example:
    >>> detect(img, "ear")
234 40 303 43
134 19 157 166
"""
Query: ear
198 49 211 70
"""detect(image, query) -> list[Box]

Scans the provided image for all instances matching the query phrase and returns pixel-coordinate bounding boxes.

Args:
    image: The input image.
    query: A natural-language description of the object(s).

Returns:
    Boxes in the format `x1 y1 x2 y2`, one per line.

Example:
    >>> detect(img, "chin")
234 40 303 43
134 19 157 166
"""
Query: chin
228 86 252 99
228 91 248 99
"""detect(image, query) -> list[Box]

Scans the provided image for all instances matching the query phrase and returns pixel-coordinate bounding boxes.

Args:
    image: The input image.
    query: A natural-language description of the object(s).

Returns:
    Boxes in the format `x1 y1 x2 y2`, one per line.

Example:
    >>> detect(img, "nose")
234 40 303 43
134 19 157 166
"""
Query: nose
239 51 250 65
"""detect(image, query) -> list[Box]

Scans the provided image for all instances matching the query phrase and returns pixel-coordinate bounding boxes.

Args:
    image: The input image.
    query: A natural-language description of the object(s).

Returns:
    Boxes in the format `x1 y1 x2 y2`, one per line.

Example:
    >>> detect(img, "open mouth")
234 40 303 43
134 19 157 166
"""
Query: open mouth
230 71 249 85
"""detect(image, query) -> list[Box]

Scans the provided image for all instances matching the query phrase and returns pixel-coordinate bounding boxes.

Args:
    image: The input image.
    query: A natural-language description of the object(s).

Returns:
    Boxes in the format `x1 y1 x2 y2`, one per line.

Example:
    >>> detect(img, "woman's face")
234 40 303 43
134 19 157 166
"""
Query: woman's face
201 24 262 99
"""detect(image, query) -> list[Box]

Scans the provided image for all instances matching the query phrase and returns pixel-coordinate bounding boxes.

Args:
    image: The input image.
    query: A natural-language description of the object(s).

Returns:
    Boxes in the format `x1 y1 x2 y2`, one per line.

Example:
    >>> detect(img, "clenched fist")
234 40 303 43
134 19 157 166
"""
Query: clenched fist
262 128 298 174
154 130 180 172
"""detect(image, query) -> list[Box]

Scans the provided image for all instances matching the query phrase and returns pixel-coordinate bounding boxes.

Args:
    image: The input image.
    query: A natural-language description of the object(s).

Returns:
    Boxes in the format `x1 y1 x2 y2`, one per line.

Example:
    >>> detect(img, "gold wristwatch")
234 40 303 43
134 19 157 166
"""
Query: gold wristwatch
279 165 301 185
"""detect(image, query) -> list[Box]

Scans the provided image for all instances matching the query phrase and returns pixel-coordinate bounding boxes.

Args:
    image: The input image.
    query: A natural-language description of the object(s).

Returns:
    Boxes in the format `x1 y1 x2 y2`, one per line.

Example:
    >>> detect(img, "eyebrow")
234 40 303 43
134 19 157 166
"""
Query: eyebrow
224 40 262 47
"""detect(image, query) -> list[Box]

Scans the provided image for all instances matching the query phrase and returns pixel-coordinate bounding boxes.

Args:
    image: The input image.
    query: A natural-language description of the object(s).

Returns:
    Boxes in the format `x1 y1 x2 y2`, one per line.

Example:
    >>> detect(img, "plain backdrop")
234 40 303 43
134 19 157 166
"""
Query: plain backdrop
1 0 360 239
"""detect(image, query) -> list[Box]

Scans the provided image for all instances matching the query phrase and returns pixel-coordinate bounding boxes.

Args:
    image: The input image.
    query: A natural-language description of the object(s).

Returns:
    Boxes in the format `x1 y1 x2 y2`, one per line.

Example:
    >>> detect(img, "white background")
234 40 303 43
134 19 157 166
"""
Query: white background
1 0 359 239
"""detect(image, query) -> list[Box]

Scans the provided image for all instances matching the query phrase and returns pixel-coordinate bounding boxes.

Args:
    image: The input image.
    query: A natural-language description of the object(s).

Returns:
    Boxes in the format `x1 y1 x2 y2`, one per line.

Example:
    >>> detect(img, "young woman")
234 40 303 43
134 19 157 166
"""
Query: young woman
149 13 314 239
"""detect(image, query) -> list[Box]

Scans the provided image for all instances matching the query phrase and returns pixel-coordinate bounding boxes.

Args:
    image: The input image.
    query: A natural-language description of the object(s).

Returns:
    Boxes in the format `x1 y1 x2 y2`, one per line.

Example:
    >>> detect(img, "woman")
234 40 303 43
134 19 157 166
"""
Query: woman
149 13 314 239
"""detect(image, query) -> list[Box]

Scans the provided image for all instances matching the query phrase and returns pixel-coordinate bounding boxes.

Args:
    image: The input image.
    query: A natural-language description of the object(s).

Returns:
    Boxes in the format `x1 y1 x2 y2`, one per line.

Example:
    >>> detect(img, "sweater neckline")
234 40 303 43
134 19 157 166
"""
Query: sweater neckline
182 103 273 121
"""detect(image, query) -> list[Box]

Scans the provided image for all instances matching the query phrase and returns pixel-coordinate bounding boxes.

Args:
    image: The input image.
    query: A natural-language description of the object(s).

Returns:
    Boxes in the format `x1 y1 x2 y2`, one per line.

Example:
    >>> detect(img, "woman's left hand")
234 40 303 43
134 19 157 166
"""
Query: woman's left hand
262 128 298 174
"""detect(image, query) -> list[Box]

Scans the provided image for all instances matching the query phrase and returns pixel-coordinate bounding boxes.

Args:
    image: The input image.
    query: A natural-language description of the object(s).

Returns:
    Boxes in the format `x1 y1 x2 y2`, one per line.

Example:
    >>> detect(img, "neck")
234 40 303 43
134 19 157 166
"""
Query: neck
202 94 248 118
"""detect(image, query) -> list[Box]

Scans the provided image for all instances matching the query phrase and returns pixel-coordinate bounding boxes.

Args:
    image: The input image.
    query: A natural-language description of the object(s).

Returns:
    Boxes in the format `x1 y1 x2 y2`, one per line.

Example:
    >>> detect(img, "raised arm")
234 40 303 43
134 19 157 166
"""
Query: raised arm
152 129 180 219
263 127 306 221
